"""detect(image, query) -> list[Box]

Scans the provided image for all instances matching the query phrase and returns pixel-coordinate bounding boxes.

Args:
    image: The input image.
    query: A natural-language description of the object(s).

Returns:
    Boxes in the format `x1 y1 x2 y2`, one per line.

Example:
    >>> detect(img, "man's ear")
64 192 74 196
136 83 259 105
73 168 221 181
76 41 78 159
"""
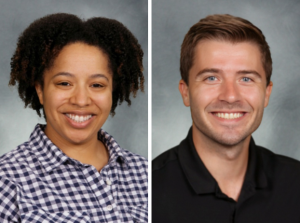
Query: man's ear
35 83 44 105
264 81 273 108
178 79 190 107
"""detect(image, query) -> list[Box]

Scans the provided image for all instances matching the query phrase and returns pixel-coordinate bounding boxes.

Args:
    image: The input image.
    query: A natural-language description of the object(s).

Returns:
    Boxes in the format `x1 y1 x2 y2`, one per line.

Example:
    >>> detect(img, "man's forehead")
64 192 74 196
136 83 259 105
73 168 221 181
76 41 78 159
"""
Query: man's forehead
190 40 266 78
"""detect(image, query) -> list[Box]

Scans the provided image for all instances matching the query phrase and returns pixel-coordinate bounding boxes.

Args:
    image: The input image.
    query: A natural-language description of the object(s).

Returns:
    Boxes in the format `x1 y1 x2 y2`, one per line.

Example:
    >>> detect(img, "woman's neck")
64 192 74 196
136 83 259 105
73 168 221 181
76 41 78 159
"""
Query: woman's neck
45 126 109 171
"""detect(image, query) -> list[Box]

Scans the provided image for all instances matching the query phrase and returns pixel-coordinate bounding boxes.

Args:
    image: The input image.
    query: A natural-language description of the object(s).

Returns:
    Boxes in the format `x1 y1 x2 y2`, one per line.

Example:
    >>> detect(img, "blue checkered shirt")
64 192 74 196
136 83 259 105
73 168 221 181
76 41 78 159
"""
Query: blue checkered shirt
0 124 148 222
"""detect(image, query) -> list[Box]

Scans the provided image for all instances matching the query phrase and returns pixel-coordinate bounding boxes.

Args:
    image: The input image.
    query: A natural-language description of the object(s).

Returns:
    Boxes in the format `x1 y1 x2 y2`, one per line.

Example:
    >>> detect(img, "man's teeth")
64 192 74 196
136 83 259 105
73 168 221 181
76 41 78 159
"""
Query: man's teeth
66 114 92 123
214 113 244 119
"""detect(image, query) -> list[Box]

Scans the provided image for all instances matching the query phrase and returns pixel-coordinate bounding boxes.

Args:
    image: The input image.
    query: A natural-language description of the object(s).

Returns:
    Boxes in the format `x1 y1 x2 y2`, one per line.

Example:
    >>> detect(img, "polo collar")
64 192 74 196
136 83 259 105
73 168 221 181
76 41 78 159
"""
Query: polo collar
178 127 268 196
29 124 128 173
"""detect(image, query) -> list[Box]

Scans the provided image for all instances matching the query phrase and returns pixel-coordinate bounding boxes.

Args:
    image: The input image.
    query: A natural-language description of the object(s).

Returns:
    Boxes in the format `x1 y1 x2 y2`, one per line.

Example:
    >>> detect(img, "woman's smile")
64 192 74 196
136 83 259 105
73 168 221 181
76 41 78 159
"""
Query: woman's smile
65 113 93 123
64 113 95 128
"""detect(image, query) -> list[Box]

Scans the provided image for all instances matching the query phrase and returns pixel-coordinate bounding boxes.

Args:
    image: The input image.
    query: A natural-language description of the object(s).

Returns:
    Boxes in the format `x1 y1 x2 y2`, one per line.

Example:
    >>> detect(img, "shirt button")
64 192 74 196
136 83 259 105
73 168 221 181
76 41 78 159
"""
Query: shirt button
106 179 112 186
106 205 113 211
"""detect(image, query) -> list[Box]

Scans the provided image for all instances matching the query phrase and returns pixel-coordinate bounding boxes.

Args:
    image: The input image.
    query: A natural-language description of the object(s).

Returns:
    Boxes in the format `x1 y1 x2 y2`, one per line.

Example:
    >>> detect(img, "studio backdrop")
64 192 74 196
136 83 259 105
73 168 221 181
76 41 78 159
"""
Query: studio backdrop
152 0 300 159
0 0 148 158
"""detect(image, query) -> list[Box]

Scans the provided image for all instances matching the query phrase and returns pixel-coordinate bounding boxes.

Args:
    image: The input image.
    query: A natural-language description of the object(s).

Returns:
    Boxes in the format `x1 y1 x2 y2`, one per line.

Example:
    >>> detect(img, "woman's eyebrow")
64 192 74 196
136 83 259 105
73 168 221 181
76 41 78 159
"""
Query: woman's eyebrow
89 73 109 81
52 72 109 81
52 72 74 79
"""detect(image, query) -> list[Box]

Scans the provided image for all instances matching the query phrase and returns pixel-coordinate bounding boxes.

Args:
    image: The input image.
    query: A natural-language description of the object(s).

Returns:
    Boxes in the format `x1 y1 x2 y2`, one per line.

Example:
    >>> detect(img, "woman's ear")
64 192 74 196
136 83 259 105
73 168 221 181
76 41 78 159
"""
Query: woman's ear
35 83 44 105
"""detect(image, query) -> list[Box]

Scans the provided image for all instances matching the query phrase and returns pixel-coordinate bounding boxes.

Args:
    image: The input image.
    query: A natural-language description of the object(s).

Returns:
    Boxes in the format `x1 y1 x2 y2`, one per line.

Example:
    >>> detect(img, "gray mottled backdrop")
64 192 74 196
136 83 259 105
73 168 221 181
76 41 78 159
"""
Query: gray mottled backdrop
0 0 148 158
153 0 300 159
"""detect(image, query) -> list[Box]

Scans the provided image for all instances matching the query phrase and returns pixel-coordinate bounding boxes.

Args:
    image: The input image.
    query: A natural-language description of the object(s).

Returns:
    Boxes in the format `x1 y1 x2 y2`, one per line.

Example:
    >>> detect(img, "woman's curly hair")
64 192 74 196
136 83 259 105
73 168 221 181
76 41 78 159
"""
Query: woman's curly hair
9 13 144 117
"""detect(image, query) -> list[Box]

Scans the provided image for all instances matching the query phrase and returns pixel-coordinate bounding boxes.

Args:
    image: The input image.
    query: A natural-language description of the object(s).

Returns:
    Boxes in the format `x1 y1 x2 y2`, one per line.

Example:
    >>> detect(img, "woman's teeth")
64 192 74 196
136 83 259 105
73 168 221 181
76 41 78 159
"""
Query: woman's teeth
66 114 92 123
214 113 244 119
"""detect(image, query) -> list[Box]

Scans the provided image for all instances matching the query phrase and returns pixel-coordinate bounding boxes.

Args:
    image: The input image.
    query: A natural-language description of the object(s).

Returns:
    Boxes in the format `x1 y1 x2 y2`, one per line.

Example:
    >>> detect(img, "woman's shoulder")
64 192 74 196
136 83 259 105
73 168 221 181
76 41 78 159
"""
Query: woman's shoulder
0 140 36 180
0 140 31 164
99 129 148 169
120 147 148 167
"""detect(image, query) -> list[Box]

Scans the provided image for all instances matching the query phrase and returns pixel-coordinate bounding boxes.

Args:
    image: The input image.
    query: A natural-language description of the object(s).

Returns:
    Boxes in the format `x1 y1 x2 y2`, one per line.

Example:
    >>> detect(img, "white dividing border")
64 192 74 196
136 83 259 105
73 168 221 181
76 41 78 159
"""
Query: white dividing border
148 0 152 222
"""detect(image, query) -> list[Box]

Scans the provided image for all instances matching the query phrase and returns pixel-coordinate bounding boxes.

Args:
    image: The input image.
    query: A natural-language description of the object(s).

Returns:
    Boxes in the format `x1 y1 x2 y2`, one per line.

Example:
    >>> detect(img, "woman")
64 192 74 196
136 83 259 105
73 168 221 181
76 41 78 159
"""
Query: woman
0 13 147 222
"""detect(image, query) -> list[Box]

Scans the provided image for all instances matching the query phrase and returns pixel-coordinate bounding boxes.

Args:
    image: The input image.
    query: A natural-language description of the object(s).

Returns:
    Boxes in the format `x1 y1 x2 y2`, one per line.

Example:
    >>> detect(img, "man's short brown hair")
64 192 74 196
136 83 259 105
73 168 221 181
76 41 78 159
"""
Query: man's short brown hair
180 14 272 85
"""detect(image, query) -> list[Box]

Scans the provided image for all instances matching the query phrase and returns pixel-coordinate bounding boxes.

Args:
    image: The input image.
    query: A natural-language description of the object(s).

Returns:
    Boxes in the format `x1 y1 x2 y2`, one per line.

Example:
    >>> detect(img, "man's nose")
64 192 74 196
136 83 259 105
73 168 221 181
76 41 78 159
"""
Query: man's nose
70 85 91 107
218 80 241 103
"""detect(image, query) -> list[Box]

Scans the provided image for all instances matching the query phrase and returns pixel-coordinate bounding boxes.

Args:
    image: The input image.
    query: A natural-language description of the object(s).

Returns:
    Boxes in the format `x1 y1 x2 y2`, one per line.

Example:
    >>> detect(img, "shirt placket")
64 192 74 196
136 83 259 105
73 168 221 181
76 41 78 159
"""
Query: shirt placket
83 163 121 223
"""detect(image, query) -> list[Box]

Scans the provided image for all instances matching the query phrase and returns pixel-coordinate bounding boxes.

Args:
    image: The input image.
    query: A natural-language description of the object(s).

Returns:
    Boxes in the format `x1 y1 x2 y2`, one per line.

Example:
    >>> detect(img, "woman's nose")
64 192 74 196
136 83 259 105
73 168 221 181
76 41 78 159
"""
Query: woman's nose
70 86 92 107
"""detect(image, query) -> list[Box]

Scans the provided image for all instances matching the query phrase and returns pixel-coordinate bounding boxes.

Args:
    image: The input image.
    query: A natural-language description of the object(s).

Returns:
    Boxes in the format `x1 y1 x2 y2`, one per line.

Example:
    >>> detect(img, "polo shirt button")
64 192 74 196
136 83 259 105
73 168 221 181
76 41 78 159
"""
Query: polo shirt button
106 205 113 211
106 179 112 186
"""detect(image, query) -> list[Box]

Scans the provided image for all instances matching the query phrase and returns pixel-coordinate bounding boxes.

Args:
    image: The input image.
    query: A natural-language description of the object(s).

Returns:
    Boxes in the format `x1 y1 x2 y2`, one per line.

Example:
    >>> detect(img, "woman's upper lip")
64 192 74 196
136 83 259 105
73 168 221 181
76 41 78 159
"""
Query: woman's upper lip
63 111 95 115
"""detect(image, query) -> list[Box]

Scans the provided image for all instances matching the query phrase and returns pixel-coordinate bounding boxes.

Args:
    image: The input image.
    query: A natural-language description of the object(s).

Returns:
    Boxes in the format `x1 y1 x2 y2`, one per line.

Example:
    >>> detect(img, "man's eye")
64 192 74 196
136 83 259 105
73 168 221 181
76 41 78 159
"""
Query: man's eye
206 76 217 81
241 77 252 82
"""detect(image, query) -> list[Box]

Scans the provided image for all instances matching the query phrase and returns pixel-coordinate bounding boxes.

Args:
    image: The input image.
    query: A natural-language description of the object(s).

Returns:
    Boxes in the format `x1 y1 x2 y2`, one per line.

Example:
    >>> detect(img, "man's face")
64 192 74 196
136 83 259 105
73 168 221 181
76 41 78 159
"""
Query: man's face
179 40 273 146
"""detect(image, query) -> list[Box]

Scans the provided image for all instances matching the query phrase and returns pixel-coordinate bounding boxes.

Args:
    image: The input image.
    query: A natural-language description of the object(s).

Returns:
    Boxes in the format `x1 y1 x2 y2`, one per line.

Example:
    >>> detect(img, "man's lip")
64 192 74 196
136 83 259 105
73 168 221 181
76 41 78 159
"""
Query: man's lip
210 111 247 121
209 111 247 113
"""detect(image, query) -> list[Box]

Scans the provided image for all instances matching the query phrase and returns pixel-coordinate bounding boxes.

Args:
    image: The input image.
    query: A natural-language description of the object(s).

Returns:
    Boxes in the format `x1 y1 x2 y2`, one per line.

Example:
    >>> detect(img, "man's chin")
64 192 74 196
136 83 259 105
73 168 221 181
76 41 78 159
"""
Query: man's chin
210 133 249 148
193 122 251 147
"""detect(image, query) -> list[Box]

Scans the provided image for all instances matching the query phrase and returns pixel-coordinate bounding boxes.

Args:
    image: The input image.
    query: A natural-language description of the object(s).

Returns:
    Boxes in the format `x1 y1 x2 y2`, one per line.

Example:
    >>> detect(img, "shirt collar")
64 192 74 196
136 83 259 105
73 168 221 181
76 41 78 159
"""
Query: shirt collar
242 137 268 189
29 124 128 173
97 128 129 167
178 127 268 195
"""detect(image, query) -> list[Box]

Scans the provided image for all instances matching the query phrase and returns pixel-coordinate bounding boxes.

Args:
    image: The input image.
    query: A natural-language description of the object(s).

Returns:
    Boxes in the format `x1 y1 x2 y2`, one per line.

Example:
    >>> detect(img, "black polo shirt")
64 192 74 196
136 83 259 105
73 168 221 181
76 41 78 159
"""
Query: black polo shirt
152 128 300 223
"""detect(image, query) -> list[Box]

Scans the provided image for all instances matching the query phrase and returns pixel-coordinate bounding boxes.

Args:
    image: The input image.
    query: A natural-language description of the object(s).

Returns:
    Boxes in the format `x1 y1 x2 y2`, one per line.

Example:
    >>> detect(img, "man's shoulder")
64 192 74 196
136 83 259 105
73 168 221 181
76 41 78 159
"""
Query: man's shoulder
258 144 300 164
152 145 180 172
258 145 300 176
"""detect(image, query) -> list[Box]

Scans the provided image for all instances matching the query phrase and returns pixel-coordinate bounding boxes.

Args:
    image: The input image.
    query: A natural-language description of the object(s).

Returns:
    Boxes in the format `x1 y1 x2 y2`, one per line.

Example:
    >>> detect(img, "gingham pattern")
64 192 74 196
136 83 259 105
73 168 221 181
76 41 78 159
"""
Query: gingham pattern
0 124 148 223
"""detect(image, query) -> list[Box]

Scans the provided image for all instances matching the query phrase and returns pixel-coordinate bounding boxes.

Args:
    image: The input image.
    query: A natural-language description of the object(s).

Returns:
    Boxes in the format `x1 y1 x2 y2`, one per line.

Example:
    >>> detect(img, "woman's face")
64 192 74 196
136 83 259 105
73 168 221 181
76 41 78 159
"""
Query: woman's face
35 42 113 147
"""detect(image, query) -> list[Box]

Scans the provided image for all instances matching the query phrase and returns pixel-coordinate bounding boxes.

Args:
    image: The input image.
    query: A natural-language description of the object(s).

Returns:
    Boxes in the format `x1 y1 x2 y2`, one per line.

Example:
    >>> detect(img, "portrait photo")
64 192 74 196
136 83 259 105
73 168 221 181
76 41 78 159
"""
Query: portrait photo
152 0 300 222
152 0 300 160
0 0 148 158
0 0 148 222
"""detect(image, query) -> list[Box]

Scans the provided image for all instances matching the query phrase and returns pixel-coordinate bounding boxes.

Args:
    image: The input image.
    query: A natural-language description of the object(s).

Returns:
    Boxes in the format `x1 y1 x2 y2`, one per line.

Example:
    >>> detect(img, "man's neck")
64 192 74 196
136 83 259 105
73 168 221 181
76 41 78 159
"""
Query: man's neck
192 125 251 201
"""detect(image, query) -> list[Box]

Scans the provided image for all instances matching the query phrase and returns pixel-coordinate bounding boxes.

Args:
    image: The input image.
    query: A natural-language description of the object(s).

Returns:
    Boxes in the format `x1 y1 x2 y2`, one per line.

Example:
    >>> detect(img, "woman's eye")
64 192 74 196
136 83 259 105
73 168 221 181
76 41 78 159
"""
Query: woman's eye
91 83 104 88
58 82 70 86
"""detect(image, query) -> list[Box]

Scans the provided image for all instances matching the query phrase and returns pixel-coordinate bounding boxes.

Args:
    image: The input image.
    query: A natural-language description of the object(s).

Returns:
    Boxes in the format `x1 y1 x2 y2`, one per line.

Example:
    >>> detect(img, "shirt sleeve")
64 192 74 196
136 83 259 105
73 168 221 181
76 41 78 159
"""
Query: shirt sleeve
0 176 20 222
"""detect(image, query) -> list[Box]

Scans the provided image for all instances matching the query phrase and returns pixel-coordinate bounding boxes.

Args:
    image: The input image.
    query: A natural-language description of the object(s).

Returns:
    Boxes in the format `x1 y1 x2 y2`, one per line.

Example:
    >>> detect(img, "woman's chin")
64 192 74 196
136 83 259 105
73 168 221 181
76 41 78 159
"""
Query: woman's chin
64 132 96 146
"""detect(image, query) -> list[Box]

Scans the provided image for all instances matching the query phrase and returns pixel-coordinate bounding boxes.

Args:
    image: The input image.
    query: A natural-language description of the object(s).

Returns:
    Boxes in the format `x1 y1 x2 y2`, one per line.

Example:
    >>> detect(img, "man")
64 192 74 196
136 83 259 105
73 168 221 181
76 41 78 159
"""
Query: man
152 14 300 223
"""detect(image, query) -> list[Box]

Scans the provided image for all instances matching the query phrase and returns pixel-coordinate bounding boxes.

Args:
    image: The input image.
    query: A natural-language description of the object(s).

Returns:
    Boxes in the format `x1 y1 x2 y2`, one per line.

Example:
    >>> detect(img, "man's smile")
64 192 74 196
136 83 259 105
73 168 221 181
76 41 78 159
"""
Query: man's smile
212 112 245 120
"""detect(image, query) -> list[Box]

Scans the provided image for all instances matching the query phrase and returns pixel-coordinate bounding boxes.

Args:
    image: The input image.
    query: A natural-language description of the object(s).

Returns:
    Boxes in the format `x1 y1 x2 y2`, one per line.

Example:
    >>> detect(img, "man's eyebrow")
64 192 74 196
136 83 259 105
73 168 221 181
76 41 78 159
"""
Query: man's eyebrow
196 68 220 77
196 68 262 79
237 70 262 79
52 72 109 81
